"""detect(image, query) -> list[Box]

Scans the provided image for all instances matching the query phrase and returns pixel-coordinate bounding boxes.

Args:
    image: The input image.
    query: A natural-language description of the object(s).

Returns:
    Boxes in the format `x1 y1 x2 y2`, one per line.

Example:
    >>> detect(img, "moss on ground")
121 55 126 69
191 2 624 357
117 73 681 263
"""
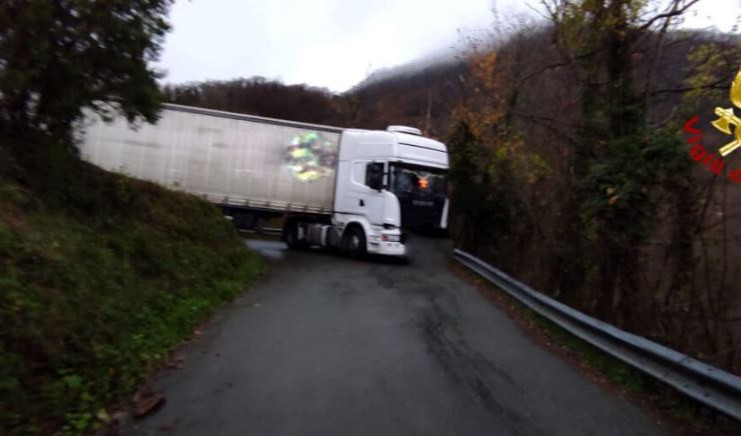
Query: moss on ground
0 139 261 434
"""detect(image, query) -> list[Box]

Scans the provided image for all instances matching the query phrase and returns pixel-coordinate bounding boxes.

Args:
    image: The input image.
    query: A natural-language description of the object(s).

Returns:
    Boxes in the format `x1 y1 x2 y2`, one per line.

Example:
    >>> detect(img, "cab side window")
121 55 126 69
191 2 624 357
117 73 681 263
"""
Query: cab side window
365 162 384 190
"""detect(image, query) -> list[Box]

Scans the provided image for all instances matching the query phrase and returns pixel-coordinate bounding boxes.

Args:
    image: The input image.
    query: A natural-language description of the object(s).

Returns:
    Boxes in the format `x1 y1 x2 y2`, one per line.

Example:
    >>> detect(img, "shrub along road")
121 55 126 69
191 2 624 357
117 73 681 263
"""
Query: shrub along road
125 236 660 435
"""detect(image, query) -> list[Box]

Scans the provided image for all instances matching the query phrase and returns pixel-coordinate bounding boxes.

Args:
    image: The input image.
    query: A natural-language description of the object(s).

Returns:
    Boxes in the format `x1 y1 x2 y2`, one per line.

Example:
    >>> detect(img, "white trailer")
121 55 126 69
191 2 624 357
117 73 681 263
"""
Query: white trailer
79 103 449 258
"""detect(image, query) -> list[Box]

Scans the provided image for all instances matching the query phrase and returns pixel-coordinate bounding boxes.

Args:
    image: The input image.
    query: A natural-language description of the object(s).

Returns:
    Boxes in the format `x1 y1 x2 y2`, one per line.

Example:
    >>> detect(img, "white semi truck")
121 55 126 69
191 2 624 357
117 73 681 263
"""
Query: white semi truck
79 103 449 258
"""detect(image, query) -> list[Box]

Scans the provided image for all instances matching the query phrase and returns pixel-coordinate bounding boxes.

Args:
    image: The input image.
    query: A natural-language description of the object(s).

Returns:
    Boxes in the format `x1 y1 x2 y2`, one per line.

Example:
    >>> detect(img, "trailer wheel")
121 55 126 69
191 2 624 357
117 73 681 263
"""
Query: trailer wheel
343 225 367 259
284 220 307 250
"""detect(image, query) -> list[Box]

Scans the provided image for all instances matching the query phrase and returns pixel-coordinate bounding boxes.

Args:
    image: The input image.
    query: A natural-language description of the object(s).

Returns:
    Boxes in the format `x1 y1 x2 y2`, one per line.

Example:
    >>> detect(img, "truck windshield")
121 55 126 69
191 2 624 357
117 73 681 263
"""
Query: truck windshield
389 163 447 228
389 164 447 196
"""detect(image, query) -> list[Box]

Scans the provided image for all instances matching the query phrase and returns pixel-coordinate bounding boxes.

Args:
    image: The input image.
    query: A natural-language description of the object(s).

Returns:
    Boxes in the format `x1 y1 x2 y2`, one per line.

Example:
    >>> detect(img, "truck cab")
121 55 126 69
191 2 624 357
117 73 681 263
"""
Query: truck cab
330 126 449 257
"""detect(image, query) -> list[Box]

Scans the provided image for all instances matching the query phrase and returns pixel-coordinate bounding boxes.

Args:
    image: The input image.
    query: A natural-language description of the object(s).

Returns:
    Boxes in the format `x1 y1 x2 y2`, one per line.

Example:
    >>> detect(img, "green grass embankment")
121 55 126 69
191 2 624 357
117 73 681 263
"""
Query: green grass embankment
0 138 261 434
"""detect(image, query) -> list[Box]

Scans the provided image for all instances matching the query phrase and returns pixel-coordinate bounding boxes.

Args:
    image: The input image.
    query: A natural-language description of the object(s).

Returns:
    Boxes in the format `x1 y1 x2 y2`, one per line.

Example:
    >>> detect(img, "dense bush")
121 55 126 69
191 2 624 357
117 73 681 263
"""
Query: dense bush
0 137 260 434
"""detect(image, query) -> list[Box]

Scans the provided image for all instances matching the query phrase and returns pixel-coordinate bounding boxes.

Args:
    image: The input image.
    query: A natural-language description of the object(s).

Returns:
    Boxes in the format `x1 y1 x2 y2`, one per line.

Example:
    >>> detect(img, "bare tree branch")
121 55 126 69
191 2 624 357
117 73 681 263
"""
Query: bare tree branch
650 81 728 96
516 62 569 87
638 0 702 31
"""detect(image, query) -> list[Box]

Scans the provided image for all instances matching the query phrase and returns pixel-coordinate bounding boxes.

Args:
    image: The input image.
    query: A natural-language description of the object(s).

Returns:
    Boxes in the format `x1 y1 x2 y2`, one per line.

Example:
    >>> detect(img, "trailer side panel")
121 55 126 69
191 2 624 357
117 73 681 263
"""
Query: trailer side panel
79 107 341 214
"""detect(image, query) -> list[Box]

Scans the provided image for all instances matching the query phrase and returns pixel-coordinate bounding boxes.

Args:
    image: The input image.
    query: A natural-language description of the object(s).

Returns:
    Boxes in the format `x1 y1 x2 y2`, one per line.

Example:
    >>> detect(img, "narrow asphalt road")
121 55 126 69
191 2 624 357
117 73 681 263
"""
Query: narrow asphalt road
125 236 661 436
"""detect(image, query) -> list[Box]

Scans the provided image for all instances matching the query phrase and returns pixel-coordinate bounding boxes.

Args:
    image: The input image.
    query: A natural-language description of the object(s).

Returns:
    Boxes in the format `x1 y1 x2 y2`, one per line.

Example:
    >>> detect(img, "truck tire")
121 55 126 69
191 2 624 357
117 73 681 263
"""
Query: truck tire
343 225 367 259
284 221 308 250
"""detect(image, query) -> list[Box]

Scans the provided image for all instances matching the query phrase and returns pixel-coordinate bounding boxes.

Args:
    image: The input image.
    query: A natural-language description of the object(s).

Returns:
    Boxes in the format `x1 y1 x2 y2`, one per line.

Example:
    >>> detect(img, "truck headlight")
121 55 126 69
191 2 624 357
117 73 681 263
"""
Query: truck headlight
381 233 401 242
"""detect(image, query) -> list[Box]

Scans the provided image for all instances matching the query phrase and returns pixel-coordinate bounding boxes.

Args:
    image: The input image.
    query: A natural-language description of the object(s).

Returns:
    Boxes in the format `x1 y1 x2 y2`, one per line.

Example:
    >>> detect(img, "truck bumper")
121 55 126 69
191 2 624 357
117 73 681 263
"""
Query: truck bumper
368 241 406 257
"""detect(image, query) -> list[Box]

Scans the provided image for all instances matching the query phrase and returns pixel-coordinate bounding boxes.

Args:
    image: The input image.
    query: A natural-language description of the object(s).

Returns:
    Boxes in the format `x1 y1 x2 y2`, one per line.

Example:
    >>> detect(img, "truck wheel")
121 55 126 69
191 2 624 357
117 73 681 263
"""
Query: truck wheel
284 221 307 250
343 226 367 259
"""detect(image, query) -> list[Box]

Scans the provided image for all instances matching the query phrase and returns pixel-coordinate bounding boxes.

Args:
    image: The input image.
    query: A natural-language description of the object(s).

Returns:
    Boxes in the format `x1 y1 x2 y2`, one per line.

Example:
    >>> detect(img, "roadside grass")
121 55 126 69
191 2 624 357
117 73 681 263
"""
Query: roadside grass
0 138 261 434
452 263 738 435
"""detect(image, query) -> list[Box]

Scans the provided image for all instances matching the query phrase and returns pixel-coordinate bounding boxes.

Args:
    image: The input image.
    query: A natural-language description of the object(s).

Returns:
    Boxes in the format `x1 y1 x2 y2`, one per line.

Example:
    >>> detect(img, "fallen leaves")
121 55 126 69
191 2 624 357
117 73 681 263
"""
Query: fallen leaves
164 354 185 370
131 386 166 418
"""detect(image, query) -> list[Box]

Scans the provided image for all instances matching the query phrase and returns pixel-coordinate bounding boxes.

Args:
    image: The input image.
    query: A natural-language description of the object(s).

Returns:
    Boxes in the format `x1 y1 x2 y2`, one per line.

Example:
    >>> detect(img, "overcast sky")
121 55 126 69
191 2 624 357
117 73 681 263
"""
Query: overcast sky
156 0 741 93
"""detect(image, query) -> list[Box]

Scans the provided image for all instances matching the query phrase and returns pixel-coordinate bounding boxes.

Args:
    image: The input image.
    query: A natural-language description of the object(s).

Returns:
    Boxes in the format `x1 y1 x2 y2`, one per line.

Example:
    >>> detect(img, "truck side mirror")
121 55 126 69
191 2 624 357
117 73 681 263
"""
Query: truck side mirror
366 162 384 191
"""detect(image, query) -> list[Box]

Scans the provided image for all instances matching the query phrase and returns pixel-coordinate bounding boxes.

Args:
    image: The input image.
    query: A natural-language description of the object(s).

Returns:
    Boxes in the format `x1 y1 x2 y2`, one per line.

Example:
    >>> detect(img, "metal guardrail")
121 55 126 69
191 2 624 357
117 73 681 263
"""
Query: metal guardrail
453 248 741 421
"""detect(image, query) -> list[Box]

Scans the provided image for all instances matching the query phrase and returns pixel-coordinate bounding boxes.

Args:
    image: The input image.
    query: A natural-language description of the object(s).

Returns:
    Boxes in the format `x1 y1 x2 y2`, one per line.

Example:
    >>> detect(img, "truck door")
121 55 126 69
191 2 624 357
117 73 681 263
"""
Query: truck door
346 161 386 226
